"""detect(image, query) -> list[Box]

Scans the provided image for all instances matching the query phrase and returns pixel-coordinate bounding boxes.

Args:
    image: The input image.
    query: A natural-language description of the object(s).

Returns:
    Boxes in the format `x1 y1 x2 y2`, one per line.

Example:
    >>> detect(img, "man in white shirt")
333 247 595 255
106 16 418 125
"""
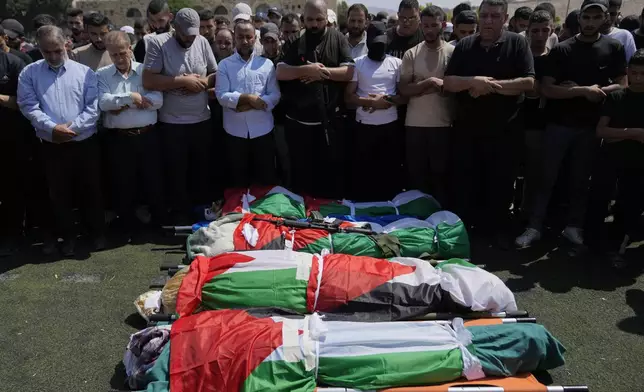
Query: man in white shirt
97 31 166 232
215 20 281 188
346 3 368 58
345 21 403 201
603 0 636 61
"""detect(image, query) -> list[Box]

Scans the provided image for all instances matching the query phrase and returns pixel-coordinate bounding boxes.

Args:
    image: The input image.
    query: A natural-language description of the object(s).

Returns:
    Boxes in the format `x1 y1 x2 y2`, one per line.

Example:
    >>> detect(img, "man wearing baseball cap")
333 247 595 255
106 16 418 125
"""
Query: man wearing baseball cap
0 25 32 64
232 3 264 56
516 0 628 248
0 19 25 52
268 7 282 25
143 8 218 223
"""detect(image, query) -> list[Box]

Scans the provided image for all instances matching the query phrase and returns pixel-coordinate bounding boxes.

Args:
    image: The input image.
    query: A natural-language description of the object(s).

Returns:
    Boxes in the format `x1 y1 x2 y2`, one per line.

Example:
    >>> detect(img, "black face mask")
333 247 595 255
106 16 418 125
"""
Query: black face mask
307 27 324 38
367 41 387 61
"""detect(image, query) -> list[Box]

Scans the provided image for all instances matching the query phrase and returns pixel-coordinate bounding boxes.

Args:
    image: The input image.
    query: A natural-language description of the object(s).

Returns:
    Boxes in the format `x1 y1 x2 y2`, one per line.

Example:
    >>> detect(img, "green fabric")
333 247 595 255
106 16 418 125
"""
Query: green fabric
251 193 306 219
243 358 315 392
388 228 437 258
469 323 566 377
331 233 383 258
435 221 471 259
141 343 170 392
317 202 351 217
354 205 397 216
202 269 308 313
434 258 478 270
297 236 332 255
318 349 464 389
397 197 442 219
373 234 402 258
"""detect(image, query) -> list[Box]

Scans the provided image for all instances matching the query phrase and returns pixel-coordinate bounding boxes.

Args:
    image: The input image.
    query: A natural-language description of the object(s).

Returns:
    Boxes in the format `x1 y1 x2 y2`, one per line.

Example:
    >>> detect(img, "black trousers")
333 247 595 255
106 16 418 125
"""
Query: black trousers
107 128 166 227
225 131 277 188
351 120 401 201
159 121 214 214
0 122 29 239
449 126 521 233
210 100 227 198
41 135 105 240
285 117 345 198
586 142 644 251
406 126 450 206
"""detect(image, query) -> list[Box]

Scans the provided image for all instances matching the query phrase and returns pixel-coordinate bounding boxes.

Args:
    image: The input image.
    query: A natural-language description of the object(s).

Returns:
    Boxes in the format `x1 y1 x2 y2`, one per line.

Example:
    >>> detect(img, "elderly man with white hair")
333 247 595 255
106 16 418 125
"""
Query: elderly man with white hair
17 25 105 256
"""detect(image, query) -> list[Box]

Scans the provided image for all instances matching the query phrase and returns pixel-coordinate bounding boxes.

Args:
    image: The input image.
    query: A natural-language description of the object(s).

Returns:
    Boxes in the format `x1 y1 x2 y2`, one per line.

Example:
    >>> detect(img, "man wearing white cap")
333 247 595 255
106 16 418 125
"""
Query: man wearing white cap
142 8 218 223
232 2 263 55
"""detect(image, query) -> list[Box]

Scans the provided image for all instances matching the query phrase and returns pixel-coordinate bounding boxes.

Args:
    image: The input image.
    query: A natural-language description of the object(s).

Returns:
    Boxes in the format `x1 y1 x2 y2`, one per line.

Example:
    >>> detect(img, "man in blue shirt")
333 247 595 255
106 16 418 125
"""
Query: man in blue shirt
18 25 105 257
215 20 281 188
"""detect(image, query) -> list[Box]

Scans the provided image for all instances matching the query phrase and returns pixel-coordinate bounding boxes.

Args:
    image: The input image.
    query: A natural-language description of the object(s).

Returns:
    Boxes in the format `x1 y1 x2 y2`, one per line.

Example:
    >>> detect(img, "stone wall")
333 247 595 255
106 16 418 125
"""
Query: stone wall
73 0 338 28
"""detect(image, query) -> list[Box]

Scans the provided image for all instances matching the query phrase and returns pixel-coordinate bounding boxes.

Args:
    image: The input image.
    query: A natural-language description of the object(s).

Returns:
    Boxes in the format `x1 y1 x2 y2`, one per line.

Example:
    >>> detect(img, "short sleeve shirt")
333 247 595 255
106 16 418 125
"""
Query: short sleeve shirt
279 28 354 123
544 35 626 129
352 54 402 125
600 89 644 167
445 31 535 130
144 32 218 124
386 27 424 59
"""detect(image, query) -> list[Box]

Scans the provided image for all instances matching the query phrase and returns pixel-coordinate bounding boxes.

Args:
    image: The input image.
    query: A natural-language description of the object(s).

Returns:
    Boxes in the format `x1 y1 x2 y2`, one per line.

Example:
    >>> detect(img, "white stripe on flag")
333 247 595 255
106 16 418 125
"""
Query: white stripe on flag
219 250 313 275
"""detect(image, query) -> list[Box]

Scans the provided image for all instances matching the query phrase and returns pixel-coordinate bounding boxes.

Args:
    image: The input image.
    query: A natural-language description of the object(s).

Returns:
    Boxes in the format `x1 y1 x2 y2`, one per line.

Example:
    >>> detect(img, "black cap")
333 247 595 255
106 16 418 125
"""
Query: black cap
1 19 25 38
580 0 609 12
268 7 281 18
367 21 387 45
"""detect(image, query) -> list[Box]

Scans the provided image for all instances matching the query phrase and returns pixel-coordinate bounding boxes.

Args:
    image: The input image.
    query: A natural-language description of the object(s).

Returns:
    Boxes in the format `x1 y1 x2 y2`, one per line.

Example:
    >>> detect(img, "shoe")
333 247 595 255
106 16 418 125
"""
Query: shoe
515 228 541 248
93 235 107 251
61 240 76 257
562 226 584 246
42 240 57 256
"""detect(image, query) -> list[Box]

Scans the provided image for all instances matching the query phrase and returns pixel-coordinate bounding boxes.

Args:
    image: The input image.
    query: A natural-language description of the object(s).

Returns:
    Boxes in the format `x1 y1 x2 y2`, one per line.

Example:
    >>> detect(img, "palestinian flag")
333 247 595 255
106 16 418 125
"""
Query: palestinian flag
175 250 517 321
306 190 442 219
187 211 470 261
168 310 566 392
222 186 306 219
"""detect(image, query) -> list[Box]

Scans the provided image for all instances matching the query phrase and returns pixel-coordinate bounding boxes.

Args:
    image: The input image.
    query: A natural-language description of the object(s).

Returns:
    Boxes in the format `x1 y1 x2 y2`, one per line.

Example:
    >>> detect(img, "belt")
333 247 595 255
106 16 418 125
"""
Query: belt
109 125 154 136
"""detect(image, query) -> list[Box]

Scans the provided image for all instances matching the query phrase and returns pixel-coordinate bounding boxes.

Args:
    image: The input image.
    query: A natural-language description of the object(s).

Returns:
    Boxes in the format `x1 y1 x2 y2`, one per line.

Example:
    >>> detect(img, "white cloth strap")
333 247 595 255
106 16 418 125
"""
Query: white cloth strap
312 250 328 312
450 318 486 380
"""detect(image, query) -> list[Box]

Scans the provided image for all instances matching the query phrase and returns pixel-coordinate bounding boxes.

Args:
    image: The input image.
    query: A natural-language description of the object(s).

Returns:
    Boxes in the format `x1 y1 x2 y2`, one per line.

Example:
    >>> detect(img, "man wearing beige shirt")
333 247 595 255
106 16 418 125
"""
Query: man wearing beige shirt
72 12 112 71
398 5 453 205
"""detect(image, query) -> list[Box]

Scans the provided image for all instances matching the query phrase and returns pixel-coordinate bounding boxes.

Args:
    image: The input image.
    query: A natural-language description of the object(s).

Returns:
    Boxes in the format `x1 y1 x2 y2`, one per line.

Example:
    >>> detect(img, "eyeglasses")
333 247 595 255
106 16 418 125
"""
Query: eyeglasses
399 15 418 24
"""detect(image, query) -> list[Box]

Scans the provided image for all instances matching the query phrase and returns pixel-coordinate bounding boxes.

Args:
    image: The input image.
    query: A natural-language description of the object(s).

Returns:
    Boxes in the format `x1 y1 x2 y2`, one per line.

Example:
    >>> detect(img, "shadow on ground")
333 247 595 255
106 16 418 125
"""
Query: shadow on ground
617 289 644 336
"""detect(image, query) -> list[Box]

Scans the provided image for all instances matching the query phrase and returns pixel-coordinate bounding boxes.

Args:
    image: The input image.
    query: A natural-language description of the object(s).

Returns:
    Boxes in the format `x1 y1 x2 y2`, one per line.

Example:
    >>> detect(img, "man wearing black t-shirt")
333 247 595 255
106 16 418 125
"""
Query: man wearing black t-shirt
444 0 535 248
516 0 627 248
276 0 354 198
0 51 26 256
387 0 424 59
586 49 644 265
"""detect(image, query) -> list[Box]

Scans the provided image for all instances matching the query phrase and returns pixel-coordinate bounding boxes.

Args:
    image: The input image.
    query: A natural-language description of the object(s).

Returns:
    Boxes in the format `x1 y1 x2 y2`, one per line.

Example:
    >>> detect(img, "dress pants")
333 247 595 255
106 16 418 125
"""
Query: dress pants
225 131 277 188
0 121 28 239
159 121 213 215
41 135 105 240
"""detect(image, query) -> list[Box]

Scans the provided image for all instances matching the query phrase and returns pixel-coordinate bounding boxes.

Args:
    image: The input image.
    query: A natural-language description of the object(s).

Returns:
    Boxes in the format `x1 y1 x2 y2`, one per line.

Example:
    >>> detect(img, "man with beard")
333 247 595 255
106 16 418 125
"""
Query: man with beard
213 28 234 62
134 18 149 43
345 21 403 200
72 12 112 71
280 13 301 42
346 3 368 58
67 8 88 47
268 7 282 26
260 23 281 62
199 9 217 53
602 0 636 61
387 0 424 59
276 0 354 197
18 25 105 256
133 0 173 63
0 25 31 65
443 0 535 249
0 20 30 61
143 8 217 224
449 10 477 45
515 0 626 248
399 5 454 205
215 20 280 188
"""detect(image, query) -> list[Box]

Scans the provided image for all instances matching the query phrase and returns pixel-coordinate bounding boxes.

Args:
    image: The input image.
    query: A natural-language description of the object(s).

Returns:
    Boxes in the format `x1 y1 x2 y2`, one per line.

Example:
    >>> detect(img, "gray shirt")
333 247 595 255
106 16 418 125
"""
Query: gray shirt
144 32 218 124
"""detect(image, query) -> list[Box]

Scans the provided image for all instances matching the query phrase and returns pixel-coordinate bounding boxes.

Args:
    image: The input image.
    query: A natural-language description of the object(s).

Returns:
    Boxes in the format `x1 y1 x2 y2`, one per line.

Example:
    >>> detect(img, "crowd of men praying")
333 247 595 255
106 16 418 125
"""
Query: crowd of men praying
0 0 642 268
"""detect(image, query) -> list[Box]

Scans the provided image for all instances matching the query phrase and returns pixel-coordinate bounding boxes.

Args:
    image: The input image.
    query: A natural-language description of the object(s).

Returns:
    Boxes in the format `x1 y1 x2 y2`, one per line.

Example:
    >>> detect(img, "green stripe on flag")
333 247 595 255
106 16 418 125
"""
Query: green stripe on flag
202 269 308 313
243 358 316 392
318 349 464 389
435 222 471 259
251 193 307 218
331 233 383 258
434 258 477 270
318 203 351 217
389 227 437 257
397 197 441 218
355 205 397 216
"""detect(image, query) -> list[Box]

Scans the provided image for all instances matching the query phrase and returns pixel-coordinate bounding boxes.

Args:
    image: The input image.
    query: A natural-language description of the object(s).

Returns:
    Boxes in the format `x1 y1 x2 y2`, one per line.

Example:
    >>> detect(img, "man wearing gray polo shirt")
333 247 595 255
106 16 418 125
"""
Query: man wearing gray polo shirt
143 8 217 223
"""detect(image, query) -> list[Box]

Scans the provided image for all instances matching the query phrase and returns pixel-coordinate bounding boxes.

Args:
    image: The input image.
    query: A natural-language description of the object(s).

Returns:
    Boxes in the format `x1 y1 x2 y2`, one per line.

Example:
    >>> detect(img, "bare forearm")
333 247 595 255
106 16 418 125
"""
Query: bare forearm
542 85 586 100
143 72 184 91
0 94 18 110
597 126 644 141
494 77 534 92
443 76 475 93
206 73 216 88
346 93 372 108
399 79 435 97
601 84 624 94
326 66 353 82
276 64 309 81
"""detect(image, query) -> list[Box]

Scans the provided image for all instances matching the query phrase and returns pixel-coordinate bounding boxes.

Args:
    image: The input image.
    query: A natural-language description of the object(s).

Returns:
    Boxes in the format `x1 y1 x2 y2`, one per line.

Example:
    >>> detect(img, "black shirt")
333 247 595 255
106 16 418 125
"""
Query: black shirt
386 27 424 59
523 52 548 130
280 28 354 123
544 35 626 128
633 30 644 50
0 51 26 129
445 31 535 130
27 47 43 62
600 89 644 167
133 38 146 63
8 48 32 65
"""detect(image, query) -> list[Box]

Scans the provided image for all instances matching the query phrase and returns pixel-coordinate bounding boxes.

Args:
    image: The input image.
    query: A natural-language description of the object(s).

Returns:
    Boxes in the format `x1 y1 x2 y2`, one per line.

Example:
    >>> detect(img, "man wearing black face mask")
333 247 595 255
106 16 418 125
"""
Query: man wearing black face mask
344 22 403 200
277 0 355 198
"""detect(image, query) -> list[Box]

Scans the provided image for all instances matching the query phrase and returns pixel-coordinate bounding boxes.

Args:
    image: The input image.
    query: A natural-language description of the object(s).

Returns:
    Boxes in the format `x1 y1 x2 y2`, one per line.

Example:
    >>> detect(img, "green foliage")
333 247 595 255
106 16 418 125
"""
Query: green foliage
337 0 348 26
5 0 71 32
167 0 194 13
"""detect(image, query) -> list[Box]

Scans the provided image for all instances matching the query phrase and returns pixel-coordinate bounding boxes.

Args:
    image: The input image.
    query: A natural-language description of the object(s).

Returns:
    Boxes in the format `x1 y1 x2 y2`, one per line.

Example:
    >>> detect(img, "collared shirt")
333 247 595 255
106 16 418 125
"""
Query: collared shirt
215 51 280 139
347 31 368 59
97 61 163 129
17 59 99 142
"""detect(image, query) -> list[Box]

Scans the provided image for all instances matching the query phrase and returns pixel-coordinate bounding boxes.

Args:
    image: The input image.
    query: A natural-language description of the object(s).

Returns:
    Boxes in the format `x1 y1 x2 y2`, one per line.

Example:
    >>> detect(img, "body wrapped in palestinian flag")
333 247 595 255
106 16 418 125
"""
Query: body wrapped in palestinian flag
222 186 307 218
167 309 566 392
175 250 516 321
186 211 469 261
